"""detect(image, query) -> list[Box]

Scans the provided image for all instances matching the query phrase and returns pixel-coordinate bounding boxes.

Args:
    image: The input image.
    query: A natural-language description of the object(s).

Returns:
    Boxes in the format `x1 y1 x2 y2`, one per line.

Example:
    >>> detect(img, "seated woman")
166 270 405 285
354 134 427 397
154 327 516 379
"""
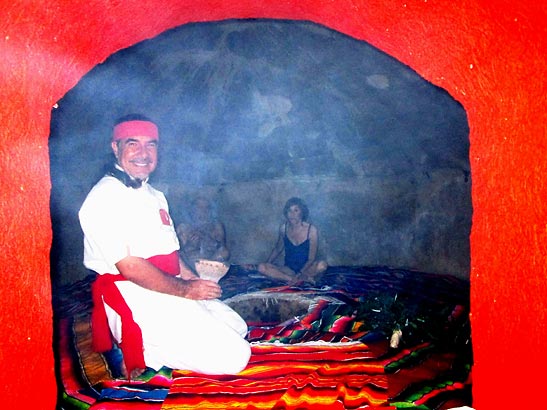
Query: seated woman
256 197 327 284
176 197 230 272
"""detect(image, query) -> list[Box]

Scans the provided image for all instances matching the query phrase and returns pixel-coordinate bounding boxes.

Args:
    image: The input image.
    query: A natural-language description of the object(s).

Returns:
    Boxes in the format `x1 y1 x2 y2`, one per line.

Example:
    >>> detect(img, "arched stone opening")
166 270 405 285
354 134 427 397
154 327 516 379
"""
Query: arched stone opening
0 2 545 409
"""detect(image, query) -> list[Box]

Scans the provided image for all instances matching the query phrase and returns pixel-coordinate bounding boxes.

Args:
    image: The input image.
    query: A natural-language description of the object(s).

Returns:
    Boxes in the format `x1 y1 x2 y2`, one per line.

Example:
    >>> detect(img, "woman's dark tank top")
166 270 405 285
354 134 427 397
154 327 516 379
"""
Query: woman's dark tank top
284 223 311 273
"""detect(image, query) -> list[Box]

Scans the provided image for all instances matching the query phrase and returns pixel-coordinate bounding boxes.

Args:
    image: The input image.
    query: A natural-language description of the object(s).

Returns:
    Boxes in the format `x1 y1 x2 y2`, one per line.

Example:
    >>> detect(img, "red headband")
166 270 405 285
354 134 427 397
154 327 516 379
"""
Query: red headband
113 120 159 141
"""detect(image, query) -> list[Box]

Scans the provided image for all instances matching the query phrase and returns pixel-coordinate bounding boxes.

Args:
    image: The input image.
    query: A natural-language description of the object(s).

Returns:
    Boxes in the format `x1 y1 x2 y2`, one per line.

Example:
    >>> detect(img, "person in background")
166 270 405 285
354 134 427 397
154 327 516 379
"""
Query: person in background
256 197 328 284
176 196 230 271
78 114 250 379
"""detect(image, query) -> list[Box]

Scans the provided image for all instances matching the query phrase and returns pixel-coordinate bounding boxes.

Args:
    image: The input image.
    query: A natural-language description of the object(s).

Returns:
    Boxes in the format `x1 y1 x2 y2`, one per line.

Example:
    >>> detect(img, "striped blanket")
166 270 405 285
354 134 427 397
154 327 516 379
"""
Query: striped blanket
54 266 472 409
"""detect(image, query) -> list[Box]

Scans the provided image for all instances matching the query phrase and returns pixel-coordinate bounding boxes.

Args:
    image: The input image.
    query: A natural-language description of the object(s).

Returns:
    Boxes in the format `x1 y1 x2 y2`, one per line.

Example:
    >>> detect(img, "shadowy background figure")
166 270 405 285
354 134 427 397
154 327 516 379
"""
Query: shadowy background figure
177 196 230 272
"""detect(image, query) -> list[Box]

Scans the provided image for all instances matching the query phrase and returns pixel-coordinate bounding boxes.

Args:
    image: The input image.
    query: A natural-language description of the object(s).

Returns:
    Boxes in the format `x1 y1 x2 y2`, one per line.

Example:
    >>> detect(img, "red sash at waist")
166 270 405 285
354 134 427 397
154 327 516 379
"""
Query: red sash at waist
147 251 180 276
91 251 180 378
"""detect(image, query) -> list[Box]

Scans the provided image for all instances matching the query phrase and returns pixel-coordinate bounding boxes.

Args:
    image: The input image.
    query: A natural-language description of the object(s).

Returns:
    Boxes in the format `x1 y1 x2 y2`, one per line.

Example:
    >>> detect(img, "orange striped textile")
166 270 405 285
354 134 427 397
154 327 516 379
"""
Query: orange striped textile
162 342 396 409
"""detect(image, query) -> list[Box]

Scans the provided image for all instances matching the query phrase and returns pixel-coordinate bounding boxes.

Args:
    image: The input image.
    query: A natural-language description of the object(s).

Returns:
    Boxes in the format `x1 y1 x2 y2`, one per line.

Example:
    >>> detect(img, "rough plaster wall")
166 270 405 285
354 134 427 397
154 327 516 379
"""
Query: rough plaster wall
0 1 545 409
50 20 471 285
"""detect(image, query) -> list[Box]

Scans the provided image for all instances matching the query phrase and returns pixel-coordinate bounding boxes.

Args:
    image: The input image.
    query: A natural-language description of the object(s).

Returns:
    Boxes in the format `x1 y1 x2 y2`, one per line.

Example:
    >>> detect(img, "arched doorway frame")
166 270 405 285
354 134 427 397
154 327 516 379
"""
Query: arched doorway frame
2 2 546 409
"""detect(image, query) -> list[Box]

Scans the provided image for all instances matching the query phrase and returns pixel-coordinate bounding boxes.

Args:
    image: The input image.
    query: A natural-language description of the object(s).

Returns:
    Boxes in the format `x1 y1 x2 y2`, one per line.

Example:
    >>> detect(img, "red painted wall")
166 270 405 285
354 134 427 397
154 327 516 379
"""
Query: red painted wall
0 0 545 408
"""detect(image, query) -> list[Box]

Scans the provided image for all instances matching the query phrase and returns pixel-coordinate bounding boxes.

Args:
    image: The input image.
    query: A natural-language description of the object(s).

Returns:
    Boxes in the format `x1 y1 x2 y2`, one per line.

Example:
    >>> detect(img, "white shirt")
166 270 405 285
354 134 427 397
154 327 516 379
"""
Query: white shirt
78 175 250 375
79 175 180 275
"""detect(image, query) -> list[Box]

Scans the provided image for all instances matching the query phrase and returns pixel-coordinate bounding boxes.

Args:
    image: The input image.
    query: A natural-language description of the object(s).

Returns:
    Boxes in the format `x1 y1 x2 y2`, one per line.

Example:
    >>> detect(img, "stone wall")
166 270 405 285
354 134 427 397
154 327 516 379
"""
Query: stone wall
50 20 471 285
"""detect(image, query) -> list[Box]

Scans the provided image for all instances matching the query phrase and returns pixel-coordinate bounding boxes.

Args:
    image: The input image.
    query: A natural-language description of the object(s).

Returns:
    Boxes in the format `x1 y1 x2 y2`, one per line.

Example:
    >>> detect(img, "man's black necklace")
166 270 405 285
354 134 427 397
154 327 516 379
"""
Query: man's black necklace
105 166 143 189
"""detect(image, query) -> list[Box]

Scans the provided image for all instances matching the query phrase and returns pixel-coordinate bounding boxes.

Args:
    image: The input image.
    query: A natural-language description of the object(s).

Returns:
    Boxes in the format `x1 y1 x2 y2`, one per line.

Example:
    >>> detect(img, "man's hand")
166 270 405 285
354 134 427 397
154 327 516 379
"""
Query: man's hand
181 277 222 300
116 255 222 300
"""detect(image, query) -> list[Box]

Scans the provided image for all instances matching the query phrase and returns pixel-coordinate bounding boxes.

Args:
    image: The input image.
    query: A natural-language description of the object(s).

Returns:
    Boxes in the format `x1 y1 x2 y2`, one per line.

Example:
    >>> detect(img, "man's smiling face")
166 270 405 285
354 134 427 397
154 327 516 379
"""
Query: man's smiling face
111 135 158 181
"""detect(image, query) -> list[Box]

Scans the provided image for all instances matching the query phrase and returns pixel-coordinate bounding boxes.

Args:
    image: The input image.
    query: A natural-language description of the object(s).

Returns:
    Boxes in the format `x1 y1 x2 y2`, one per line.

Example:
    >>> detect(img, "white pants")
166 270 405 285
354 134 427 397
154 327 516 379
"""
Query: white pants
104 281 251 374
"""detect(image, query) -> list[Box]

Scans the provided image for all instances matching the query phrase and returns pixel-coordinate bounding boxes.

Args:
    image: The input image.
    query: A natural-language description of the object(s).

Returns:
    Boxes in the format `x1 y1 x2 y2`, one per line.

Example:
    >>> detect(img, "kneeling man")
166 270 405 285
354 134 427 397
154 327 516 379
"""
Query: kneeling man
79 114 250 379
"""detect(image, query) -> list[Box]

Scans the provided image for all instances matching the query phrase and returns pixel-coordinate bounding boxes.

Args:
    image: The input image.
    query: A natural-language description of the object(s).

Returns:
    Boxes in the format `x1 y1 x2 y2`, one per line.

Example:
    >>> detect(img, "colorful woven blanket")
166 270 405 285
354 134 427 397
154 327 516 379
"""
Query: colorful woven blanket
54 266 472 409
